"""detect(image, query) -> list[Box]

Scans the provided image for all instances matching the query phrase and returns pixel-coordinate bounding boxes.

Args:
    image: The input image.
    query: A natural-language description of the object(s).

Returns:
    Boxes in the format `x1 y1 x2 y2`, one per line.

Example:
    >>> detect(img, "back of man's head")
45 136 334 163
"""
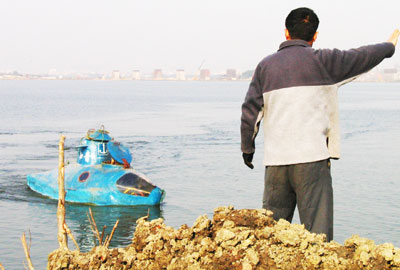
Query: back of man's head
285 7 319 42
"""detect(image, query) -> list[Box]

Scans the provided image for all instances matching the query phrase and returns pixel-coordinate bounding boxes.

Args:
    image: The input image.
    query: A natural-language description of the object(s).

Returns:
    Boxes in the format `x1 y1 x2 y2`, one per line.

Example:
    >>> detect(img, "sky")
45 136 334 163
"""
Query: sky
1 0 399 75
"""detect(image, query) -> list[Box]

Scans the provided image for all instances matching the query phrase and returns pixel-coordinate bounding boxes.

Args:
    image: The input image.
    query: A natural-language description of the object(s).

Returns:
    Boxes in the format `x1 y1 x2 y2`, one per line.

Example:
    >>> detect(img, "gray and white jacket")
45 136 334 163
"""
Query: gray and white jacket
241 40 395 166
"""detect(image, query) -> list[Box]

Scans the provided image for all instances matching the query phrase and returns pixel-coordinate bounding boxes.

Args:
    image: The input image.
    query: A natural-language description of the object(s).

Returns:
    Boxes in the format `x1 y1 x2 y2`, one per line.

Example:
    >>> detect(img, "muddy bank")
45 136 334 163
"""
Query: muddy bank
48 206 400 269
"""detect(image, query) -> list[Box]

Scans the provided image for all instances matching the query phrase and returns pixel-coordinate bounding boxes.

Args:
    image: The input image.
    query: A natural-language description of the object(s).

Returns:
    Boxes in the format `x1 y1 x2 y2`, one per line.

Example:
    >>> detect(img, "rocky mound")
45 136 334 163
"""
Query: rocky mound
48 206 400 269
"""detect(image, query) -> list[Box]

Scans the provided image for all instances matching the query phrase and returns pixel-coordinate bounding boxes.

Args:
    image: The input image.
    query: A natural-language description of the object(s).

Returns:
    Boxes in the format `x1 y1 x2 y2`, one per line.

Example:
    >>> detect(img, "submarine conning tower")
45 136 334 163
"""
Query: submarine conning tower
77 128 113 165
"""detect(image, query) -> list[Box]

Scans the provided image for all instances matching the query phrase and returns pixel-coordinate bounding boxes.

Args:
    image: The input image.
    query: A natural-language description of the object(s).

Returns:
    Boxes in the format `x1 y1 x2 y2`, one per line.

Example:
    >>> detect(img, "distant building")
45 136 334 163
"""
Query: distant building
241 70 254 80
111 70 120 80
384 68 397 74
226 69 237 80
383 68 398 82
200 69 211 80
132 70 141 80
176 69 186 80
153 69 163 80
0 71 26 80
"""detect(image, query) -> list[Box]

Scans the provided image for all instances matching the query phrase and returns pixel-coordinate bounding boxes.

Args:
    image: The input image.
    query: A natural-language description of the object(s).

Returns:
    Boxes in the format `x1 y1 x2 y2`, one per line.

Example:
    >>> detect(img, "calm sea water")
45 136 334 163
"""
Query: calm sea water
0 80 399 269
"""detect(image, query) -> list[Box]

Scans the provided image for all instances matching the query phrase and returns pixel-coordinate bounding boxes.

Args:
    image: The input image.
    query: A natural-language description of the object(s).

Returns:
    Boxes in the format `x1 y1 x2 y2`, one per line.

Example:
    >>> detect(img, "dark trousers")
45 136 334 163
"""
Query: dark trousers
263 159 333 241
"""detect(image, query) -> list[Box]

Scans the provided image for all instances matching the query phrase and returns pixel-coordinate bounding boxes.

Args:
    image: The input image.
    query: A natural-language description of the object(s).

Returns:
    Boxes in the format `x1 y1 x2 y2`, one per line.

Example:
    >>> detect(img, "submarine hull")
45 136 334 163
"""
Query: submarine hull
27 164 164 206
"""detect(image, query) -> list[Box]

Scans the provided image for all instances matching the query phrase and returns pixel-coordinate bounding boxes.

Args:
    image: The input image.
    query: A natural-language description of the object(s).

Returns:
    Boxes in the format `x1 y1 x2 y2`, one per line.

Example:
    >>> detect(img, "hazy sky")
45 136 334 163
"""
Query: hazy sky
1 0 399 74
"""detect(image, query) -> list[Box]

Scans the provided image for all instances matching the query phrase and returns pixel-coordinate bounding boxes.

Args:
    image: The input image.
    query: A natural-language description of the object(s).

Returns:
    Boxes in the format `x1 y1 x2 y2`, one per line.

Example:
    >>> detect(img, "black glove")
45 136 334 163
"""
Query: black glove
242 152 254 169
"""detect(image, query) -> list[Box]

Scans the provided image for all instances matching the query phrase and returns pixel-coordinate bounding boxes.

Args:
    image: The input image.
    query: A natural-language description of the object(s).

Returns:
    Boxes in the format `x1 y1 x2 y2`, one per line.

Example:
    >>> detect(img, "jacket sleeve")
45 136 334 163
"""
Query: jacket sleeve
317 42 395 84
241 64 264 154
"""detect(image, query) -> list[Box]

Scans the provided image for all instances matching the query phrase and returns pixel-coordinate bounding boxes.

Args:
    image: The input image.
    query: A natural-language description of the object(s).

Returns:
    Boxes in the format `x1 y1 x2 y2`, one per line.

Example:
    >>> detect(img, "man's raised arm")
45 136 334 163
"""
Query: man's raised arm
316 29 398 85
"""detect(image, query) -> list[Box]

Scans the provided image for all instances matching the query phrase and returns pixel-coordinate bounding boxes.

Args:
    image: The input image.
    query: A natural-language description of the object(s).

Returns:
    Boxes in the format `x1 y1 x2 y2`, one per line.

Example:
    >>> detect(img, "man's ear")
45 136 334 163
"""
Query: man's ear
312 31 318 42
285 29 291 40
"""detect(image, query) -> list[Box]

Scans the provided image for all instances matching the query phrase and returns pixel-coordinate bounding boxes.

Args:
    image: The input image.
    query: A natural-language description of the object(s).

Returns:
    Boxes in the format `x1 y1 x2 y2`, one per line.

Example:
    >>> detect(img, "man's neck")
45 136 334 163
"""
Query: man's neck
287 38 314 47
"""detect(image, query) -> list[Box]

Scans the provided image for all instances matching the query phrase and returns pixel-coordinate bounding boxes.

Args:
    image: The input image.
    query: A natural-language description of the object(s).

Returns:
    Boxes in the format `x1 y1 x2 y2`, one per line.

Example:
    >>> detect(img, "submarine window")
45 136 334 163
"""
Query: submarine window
116 173 156 197
79 171 90 182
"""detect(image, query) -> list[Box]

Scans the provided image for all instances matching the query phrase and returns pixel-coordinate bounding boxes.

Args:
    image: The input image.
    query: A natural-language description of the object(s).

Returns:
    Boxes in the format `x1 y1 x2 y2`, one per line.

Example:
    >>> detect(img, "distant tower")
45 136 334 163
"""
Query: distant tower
112 70 120 80
200 69 211 80
176 69 186 80
132 70 141 80
226 69 237 80
153 69 163 80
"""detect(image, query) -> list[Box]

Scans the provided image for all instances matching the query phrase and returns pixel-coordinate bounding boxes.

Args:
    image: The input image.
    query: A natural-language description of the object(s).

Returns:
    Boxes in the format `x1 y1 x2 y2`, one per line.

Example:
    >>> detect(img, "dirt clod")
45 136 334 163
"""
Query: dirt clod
48 206 400 270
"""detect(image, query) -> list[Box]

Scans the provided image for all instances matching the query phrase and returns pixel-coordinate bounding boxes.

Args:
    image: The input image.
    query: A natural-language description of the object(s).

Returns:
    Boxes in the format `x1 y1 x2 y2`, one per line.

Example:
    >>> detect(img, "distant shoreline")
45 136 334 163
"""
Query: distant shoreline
1 78 400 83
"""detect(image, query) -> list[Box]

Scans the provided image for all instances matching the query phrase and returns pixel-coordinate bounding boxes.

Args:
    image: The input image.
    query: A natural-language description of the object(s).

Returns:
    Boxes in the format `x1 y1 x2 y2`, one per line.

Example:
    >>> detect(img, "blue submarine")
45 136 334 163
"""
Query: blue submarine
27 128 165 206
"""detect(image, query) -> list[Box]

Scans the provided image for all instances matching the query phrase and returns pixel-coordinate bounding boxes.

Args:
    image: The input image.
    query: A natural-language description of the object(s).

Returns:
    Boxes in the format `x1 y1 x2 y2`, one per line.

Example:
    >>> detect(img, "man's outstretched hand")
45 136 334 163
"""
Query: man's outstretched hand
388 29 400 46
242 152 254 169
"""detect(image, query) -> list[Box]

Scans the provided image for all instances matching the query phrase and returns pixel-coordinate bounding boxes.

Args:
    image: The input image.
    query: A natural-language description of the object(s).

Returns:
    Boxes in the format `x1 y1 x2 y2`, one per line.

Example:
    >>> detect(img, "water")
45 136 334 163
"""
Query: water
0 80 399 269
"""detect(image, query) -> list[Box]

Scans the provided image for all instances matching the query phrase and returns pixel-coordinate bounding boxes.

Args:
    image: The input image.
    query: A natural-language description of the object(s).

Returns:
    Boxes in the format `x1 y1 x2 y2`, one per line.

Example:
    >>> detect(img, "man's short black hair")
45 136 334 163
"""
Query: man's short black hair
285 7 319 42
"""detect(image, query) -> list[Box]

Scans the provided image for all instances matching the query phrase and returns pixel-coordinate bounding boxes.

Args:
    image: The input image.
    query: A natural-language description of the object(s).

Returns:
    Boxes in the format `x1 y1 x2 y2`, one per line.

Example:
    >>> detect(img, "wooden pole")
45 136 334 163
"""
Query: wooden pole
104 219 119 248
64 223 80 252
57 135 68 249
86 212 98 244
87 208 102 245
88 208 101 244
21 232 34 270
100 225 107 245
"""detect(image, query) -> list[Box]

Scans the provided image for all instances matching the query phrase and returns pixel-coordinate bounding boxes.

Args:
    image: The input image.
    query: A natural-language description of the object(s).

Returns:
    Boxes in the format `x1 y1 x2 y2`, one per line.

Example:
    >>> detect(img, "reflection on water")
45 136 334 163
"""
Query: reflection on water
66 204 163 252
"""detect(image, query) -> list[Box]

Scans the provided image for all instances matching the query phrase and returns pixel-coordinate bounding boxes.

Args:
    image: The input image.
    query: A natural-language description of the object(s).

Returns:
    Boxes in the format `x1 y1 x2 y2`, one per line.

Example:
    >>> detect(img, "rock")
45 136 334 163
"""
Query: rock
245 248 259 265
242 261 253 270
47 206 400 270
215 228 235 243
192 215 212 233
359 251 371 265
222 220 235 229
393 248 400 266
276 228 301 246
375 243 395 261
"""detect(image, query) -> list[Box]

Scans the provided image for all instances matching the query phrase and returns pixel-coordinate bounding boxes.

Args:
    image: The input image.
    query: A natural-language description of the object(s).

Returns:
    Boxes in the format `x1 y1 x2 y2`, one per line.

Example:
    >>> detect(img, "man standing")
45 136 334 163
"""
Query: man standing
240 7 399 241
